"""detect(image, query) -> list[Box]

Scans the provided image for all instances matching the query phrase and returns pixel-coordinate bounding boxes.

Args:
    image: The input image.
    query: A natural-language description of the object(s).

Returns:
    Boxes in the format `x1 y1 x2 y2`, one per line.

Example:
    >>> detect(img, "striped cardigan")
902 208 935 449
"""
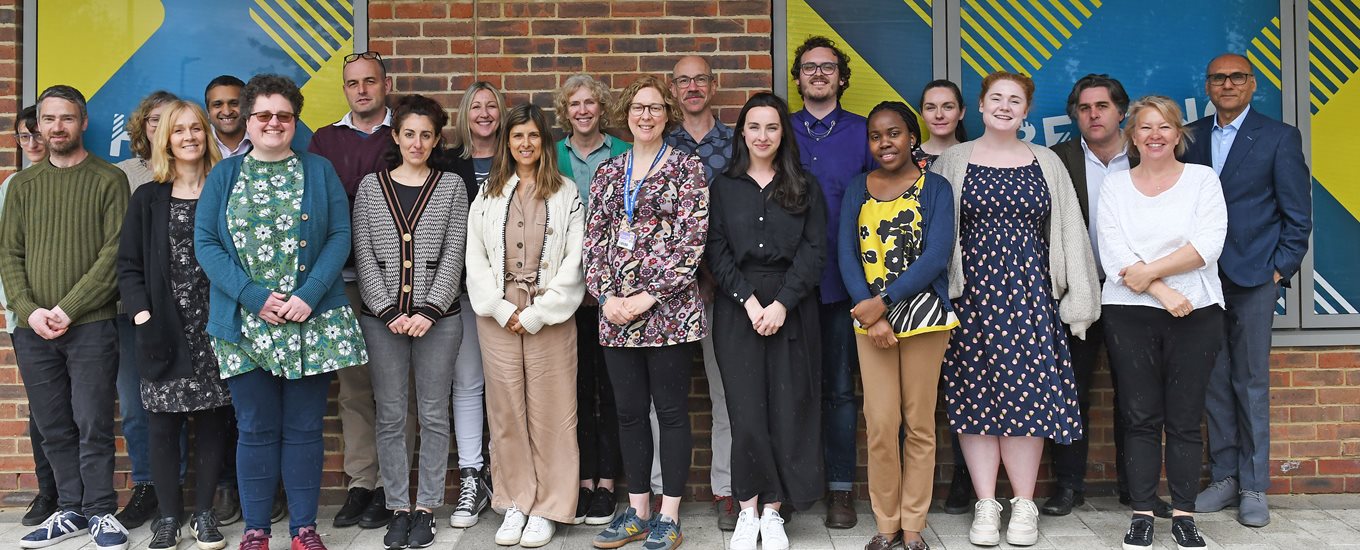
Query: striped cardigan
352 170 469 324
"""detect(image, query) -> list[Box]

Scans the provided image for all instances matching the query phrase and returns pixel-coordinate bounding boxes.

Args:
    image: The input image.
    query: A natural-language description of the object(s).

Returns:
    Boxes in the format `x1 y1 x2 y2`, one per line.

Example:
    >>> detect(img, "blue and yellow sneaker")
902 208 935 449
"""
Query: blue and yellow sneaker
592 507 650 549
642 514 682 550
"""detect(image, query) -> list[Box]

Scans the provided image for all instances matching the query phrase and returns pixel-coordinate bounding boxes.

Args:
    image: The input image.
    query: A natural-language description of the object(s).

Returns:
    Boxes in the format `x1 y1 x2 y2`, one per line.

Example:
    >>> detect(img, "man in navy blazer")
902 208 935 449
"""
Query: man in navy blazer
1184 53 1311 528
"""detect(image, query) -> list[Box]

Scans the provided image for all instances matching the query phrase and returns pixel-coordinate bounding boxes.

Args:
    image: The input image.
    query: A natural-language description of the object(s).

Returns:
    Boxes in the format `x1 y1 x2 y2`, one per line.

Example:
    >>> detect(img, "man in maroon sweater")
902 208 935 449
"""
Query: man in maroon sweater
306 50 400 530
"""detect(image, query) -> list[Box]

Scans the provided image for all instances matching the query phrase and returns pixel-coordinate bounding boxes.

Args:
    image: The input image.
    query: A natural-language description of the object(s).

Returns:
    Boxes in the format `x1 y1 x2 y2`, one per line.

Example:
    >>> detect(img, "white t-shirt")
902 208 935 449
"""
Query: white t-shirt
1097 163 1227 310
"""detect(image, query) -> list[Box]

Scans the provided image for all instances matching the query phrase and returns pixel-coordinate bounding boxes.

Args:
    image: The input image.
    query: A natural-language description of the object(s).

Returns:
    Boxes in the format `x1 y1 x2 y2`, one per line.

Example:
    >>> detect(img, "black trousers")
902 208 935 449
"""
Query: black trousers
603 343 696 497
1050 319 1129 493
14 320 119 516
576 308 623 482
29 415 57 497
148 406 232 517
1103 305 1223 512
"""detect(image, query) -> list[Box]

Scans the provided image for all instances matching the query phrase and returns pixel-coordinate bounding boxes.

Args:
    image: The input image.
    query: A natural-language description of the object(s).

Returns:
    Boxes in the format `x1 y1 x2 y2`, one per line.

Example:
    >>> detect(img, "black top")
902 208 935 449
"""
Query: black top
705 172 828 309
391 178 423 214
116 182 195 382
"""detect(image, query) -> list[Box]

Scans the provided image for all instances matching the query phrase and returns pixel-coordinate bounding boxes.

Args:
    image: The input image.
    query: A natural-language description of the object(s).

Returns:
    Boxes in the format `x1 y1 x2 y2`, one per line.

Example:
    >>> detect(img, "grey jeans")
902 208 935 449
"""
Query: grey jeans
360 315 462 510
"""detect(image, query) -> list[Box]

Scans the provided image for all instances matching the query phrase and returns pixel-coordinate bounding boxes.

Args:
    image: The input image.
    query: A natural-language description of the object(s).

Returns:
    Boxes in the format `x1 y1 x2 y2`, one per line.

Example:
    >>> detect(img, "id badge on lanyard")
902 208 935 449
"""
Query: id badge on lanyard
618 145 668 250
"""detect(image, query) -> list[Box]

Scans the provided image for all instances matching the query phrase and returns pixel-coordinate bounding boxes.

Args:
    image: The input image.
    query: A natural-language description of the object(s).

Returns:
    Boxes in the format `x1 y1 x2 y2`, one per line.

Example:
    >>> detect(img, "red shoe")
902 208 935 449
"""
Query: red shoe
290 526 326 550
239 529 269 550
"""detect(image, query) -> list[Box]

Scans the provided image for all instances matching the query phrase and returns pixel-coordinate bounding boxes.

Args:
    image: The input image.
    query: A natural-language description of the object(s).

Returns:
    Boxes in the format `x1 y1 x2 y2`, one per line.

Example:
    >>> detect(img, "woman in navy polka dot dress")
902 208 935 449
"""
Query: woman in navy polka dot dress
930 71 1102 548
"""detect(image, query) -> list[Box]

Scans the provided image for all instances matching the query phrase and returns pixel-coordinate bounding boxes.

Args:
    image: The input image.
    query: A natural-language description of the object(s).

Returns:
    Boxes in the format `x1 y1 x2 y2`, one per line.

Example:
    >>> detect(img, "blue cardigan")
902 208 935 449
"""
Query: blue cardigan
838 170 954 308
195 152 352 342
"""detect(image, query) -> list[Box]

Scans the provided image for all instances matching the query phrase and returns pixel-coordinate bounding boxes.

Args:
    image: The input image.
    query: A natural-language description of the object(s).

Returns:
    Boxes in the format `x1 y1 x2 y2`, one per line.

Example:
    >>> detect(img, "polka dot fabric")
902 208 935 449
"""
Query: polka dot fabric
944 161 1083 444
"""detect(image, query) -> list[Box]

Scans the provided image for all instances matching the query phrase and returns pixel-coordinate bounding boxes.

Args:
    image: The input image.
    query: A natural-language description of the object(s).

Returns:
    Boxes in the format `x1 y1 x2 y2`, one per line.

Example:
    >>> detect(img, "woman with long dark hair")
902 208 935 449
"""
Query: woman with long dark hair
352 94 469 549
466 103 586 548
707 92 826 550
918 80 968 167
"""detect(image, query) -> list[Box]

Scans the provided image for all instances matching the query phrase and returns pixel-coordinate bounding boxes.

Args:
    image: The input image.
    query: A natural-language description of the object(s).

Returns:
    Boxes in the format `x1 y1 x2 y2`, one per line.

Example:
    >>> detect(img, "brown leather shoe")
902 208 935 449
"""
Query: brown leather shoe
824 490 858 529
865 531 902 550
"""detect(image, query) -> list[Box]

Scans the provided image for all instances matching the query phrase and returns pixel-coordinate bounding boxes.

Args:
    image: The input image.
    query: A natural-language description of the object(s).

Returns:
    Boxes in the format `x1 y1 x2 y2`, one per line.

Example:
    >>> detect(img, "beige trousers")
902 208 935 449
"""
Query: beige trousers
479 315 580 523
857 330 951 533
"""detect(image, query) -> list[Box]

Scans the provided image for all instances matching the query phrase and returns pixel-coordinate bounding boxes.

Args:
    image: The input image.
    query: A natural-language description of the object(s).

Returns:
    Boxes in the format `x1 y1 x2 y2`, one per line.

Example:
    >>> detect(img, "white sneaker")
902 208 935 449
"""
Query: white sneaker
519 516 555 548
493 506 526 546
1006 497 1040 546
728 507 760 550
969 498 1003 546
759 508 789 550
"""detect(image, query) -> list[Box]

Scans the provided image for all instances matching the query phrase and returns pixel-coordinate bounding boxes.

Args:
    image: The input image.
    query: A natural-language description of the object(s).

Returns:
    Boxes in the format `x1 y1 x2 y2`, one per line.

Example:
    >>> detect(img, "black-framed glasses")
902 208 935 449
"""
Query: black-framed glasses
799 62 838 76
249 111 296 124
344 51 383 64
628 103 666 117
671 74 713 88
16 132 37 144
1207 72 1253 86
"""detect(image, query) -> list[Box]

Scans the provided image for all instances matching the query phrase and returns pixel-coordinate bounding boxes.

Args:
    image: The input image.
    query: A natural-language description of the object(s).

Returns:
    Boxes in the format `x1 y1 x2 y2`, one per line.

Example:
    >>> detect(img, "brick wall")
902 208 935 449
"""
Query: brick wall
1 0 1358 508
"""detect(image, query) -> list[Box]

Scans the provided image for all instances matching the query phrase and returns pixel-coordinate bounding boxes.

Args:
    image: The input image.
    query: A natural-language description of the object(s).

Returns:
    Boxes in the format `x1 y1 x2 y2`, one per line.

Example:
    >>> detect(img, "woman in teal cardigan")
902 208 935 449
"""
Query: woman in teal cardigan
194 74 366 550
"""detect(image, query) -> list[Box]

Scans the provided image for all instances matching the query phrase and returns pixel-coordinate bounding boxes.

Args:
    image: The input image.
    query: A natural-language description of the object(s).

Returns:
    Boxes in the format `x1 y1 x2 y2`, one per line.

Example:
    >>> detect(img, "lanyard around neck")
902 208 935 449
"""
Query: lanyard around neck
624 144 668 223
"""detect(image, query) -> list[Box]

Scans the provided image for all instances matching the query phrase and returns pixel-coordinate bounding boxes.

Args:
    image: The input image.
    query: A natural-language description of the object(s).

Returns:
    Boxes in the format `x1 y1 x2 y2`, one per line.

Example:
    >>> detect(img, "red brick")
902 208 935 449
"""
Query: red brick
613 1 664 17
503 38 557 55
393 38 447 56
476 38 502 55
1273 351 1318 368
1319 351 1360 369
747 17 773 33
423 57 468 75
613 37 663 53
1291 405 1343 422
504 2 556 17
587 20 637 35
1295 476 1345 493
476 56 529 73
369 3 392 19
664 36 718 53
530 56 584 72
393 2 446 19
748 54 772 70
477 2 501 17
1274 459 1316 476
1290 440 1341 457
719 35 770 52
585 56 640 72
641 19 692 35
370 21 419 38
719 71 770 88
559 38 612 55
1272 423 1315 440
1320 387 1360 404
694 17 745 34
531 19 582 36
719 1 769 16
1271 387 1316 406
479 19 529 37
448 39 475 55
421 20 474 36
503 73 558 93
668 1 719 17
1292 369 1346 386
449 3 474 18
559 1 610 18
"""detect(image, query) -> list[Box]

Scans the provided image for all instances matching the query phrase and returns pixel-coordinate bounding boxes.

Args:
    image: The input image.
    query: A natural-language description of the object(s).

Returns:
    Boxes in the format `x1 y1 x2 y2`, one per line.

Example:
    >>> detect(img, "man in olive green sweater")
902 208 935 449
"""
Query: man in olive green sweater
1 85 130 550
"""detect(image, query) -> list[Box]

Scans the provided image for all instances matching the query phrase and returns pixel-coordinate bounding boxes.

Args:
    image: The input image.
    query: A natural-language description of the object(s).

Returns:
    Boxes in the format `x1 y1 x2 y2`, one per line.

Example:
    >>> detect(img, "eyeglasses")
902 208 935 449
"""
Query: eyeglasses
671 74 713 88
16 133 37 144
799 62 838 76
249 111 296 124
344 51 383 64
629 103 666 117
1207 72 1253 86
146 115 161 126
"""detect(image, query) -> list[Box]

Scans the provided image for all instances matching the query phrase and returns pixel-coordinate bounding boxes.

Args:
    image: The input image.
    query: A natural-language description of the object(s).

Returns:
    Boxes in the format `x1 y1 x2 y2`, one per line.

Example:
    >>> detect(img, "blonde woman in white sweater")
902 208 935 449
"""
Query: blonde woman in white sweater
465 103 586 549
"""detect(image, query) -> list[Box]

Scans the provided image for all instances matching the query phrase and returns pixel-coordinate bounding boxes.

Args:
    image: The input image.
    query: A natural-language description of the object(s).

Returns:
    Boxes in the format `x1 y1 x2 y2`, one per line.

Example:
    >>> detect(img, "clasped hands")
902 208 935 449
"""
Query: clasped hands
27 306 72 340
602 292 658 326
1119 262 1193 318
743 296 787 337
257 291 314 325
851 296 897 349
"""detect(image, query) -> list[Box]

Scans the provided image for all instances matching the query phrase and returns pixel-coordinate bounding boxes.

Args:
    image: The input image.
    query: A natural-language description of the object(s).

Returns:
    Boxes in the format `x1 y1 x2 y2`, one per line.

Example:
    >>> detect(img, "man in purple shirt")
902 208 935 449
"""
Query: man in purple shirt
789 36 877 530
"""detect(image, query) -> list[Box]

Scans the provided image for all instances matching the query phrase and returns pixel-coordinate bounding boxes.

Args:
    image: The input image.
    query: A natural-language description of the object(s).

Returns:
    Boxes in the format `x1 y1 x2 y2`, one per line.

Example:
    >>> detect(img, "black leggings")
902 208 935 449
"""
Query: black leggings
577 309 623 482
1104 305 1223 512
603 343 696 498
148 406 232 517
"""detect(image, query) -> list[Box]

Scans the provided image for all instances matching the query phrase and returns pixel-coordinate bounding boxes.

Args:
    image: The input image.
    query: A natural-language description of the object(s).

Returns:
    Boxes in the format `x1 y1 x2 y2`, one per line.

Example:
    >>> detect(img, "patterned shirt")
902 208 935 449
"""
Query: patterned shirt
584 149 709 347
665 117 734 184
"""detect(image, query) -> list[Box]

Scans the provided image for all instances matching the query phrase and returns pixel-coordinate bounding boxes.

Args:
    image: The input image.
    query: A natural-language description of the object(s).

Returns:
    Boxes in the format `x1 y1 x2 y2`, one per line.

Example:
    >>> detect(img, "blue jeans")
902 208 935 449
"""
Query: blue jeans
227 368 334 535
115 315 153 485
819 300 858 491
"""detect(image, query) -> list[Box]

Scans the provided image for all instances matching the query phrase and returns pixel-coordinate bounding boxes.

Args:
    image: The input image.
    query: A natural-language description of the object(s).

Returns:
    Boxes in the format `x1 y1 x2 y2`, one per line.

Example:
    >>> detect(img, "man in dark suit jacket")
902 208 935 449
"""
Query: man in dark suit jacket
1046 74 1173 519
1184 53 1311 528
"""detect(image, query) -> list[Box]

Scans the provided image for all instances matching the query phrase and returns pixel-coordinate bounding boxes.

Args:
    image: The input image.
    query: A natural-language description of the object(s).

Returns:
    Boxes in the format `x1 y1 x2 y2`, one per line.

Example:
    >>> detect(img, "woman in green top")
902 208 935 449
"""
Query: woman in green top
195 74 366 550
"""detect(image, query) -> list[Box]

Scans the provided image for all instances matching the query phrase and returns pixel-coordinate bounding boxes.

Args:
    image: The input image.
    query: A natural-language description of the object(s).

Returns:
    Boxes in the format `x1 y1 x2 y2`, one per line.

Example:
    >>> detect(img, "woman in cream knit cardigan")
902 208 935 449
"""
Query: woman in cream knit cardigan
465 103 586 548
928 72 1100 548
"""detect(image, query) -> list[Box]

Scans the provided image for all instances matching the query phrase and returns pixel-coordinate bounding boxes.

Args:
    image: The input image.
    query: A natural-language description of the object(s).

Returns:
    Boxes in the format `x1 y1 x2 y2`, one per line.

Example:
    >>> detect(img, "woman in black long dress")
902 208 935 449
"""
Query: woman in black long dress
706 92 826 550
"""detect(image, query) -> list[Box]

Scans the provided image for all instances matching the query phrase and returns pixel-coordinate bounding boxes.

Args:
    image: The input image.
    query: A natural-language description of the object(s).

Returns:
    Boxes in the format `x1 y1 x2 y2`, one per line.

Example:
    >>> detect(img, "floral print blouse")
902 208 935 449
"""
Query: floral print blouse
585 148 709 347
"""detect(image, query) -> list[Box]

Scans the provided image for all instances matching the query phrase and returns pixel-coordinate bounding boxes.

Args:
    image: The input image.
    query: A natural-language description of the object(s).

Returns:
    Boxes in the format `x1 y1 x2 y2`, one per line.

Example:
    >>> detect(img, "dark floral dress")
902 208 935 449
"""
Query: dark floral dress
943 161 1082 444
140 197 231 413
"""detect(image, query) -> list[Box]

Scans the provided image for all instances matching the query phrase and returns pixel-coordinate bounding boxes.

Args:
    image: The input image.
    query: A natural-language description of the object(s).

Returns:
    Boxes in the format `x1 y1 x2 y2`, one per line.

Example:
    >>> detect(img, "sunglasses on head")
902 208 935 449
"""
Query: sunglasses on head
344 51 383 64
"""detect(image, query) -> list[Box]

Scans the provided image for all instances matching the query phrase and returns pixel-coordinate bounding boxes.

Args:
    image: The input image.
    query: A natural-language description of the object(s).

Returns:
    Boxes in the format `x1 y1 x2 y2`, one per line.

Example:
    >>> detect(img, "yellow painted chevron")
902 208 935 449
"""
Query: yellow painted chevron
960 0 1095 77
248 0 356 131
785 0 916 120
906 0 933 27
1308 1 1360 111
1247 17 1283 91
36 0 164 98
1311 1 1360 220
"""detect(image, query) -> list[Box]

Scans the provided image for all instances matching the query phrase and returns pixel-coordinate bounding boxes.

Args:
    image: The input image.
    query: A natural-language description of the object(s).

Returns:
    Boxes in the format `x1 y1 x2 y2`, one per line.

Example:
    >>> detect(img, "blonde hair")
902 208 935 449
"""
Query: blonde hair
129 91 178 160
150 100 222 183
610 75 682 132
1123 95 1193 160
554 74 614 133
450 81 505 159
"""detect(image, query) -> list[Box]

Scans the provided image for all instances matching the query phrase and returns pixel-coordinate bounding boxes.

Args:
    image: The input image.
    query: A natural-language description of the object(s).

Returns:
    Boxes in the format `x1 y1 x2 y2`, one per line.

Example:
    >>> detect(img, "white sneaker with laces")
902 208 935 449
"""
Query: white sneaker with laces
969 498 1003 546
493 506 527 546
759 508 789 550
728 507 760 550
519 516 555 548
1006 497 1040 546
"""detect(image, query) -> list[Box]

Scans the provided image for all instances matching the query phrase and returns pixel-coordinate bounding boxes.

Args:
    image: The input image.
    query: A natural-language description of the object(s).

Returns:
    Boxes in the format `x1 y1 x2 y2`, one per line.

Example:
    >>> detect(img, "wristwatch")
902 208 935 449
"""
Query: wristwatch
879 293 893 307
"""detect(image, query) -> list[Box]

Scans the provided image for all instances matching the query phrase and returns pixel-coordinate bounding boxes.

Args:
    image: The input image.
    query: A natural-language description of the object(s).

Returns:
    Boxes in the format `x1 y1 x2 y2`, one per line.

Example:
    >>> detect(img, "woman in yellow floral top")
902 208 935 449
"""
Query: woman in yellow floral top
583 75 707 550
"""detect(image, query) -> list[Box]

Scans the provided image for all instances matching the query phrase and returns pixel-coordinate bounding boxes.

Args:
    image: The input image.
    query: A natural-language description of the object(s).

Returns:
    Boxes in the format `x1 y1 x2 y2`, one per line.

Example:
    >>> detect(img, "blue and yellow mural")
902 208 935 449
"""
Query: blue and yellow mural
785 0 1360 323
35 0 357 160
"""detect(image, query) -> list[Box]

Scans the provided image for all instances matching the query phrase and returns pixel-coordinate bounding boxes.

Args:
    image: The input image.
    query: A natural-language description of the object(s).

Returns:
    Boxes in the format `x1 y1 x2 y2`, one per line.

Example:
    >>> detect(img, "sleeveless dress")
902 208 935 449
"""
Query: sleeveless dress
943 161 1082 443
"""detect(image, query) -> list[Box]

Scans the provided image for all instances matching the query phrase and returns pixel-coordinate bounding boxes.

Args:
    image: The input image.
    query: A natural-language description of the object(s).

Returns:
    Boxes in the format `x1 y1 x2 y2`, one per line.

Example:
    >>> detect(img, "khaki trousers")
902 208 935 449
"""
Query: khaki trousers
479 315 580 523
857 330 950 533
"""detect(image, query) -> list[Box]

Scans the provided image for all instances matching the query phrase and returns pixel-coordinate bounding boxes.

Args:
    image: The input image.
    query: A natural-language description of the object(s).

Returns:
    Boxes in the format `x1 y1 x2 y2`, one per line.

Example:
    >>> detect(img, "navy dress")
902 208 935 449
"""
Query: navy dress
944 161 1082 444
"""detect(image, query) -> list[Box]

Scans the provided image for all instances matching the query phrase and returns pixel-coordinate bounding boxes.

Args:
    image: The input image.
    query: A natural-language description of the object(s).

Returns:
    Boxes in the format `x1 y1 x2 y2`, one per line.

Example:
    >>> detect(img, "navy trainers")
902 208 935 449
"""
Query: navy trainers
88 513 130 550
19 510 88 548
593 507 651 549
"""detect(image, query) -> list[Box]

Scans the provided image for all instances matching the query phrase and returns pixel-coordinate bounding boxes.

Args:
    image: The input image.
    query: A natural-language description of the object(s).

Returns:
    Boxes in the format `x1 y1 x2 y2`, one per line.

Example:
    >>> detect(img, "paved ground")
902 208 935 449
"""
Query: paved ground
2 494 1358 549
